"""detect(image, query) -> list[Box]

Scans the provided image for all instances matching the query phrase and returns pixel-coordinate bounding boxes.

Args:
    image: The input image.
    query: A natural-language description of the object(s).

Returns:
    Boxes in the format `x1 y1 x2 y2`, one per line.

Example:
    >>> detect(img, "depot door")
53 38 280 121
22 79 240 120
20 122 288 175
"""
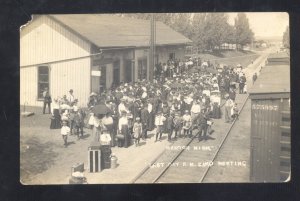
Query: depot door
113 60 120 87
124 59 132 83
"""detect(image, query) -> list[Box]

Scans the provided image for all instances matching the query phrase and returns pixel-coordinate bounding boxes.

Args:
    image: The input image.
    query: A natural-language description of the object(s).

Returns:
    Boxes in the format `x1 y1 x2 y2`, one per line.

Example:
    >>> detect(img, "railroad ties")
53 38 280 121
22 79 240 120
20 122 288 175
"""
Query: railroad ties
133 92 249 183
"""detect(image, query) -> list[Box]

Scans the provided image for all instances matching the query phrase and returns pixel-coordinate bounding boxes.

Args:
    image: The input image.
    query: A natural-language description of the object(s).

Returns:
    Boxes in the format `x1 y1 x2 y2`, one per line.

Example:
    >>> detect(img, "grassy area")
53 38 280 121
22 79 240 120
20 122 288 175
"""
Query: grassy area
188 50 260 68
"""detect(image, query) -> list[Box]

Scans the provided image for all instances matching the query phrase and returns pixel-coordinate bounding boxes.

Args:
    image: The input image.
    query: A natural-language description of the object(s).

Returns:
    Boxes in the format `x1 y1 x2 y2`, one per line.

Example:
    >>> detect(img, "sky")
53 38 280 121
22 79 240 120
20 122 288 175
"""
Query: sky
227 12 289 39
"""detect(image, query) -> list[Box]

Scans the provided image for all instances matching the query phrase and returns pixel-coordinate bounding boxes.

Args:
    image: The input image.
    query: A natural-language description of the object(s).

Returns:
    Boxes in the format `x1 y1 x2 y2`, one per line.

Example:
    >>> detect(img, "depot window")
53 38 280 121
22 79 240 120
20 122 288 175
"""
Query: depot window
138 57 147 80
37 66 50 100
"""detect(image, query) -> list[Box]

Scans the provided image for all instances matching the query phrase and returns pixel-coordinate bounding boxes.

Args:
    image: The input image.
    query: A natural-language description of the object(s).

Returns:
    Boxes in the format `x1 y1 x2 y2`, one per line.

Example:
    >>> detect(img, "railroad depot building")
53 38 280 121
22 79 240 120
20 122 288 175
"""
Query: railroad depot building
20 14 192 107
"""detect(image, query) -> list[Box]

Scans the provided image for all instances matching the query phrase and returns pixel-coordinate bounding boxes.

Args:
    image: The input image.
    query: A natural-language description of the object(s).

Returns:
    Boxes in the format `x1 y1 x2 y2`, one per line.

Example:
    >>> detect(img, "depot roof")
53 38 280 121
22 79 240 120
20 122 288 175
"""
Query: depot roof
49 14 192 48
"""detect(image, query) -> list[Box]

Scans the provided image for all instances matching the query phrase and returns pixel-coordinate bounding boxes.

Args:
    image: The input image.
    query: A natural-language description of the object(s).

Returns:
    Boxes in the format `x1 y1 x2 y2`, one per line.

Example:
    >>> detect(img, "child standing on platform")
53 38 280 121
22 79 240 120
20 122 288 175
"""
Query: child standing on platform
132 117 143 146
231 103 239 120
182 110 192 138
61 120 70 147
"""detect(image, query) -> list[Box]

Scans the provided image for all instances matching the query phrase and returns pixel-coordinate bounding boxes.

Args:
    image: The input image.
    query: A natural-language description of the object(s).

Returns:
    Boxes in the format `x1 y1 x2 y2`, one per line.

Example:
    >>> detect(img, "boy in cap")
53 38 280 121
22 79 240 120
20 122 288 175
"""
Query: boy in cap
231 103 239 120
61 120 70 147
73 108 84 140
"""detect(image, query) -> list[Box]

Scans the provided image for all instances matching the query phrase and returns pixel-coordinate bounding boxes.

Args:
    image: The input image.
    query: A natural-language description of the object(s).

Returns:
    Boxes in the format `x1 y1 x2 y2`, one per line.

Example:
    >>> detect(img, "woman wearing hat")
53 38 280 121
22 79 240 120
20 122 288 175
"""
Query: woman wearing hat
102 112 114 146
224 94 234 123
87 92 98 108
50 98 61 129
67 89 75 105
118 111 129 148
93 114 106 142
118 98 129 116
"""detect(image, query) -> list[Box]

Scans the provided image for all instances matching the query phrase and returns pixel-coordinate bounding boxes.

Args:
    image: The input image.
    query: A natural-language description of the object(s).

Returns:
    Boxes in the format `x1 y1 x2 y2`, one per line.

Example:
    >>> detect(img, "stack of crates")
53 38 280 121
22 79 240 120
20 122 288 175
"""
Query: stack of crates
101 145 112 169
88 142 101 172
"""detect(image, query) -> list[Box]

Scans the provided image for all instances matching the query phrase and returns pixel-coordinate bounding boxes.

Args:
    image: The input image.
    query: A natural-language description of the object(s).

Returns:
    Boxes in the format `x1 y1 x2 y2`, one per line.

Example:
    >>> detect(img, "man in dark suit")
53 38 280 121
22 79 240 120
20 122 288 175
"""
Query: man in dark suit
140 104 149 139
197 108 208 141
42 87 51 114
228 87 236 101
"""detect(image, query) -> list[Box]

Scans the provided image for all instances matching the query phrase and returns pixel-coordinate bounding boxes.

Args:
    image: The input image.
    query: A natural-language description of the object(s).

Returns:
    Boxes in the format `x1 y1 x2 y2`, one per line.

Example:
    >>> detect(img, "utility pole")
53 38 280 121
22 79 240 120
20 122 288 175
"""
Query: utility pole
149 13 156 81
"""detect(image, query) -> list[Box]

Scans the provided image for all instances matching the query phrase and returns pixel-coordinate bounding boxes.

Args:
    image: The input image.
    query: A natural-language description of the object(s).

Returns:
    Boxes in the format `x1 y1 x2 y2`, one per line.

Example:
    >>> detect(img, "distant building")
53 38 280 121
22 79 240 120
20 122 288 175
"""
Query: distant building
261 43 267 48
20 15 192 107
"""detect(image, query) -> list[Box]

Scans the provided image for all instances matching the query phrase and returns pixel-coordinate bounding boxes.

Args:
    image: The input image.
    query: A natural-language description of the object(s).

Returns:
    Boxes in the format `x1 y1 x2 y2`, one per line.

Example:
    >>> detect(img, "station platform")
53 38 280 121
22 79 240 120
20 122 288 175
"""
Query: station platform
20 52 269 185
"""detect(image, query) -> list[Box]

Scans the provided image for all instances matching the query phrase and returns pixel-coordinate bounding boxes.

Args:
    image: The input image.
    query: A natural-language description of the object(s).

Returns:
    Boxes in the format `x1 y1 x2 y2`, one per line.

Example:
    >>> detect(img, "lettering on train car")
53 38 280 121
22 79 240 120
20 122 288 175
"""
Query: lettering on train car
252 104 278 111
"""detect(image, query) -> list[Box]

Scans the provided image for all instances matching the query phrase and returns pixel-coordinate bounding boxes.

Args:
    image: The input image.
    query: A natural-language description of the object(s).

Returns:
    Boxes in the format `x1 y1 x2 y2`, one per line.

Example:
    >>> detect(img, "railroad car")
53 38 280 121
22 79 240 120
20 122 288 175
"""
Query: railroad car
266 52 290 66
249 64 290 182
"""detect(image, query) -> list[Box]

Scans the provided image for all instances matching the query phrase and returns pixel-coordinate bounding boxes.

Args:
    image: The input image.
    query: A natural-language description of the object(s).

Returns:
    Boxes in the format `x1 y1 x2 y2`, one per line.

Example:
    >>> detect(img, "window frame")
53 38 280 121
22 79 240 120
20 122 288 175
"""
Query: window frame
37 65 50 101
137 57 147 81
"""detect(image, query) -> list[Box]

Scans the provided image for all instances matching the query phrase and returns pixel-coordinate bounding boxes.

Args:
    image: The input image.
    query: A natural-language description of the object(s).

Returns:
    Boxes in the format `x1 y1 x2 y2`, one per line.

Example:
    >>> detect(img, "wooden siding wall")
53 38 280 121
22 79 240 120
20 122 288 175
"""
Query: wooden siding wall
20 16 91 107
250 98 291 182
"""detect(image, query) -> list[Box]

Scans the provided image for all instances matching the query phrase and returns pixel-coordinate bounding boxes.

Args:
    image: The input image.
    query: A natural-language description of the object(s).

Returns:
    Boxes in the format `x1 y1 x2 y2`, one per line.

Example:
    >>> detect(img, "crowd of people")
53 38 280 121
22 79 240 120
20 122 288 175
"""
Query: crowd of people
43 57 249 148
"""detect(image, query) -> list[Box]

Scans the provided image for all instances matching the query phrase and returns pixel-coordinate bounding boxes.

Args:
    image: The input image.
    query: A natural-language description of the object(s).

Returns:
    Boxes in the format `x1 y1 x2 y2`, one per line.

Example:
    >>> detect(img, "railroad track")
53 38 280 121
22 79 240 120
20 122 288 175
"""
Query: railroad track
132 92 248 183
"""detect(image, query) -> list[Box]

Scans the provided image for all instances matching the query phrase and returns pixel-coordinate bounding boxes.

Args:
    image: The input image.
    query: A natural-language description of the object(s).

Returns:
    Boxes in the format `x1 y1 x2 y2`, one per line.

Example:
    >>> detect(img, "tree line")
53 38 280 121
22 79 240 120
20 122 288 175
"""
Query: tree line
117 13 254 52
282 26 289 48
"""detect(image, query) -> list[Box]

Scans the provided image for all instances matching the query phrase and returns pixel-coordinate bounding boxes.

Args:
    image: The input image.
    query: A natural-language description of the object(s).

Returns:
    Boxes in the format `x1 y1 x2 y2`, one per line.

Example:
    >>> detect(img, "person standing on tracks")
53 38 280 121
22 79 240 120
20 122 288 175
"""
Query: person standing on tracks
173 112 183 139
165 113 174 141
191 99 201 129
197 108 208 141
224 94 234 123
228 87 236 101
182 110 192 138
154 111 166 142
252 72 258 84
239 74 246 94
231 103 239 120
140 104 149 140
